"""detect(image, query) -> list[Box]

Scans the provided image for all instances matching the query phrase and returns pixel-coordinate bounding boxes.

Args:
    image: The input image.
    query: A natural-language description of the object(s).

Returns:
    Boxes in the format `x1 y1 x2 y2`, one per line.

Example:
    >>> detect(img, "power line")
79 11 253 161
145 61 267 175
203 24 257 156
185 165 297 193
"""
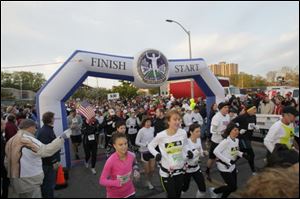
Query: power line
1 61 65 69
1 59 82 70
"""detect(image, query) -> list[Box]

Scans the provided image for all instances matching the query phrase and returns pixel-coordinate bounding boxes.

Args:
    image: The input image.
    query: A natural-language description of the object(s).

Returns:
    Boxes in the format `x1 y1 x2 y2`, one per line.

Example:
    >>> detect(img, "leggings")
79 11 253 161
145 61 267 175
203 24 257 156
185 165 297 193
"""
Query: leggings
182 169 206 192
239 138 255 172
161 174 184 198
214 169 237 198
83 141 97 168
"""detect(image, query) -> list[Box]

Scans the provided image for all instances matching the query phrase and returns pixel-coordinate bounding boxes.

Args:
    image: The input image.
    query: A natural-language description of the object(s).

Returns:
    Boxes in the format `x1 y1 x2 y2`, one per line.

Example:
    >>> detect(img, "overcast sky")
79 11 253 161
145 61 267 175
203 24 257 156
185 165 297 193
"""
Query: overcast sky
1 1 299 88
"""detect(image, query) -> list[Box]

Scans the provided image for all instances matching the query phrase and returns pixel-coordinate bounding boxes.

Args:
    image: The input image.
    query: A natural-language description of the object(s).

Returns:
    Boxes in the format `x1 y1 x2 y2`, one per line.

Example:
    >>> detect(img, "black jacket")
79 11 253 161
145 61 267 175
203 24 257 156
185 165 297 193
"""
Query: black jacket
153 117 166 136
37 124 60 165
232 113 257 140
82 120 99 144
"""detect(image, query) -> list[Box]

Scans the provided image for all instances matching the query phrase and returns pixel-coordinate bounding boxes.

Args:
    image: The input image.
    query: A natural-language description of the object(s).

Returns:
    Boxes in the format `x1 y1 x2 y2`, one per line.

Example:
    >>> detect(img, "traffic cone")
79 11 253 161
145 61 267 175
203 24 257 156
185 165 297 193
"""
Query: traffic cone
55 165 68 190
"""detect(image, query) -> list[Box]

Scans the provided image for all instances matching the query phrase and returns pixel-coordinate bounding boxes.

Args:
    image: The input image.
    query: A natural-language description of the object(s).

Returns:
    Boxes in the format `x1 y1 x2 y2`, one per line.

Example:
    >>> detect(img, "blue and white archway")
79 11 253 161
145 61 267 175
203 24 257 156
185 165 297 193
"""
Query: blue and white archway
36 49 224 167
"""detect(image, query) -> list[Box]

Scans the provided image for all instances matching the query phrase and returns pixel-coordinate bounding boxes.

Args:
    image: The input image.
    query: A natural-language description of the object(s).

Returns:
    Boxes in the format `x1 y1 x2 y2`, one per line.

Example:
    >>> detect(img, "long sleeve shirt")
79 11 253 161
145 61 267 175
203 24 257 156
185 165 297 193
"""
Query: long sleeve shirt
148 129 188 177
135 127 154 152
210 112 230 143
185 138 204 173
99 152 137 198
213 136 243 172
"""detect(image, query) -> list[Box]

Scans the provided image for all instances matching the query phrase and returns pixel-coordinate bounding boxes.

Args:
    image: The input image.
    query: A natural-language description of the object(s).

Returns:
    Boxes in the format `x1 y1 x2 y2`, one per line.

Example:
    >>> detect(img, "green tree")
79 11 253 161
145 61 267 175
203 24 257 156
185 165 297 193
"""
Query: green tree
1 71 46 92
149 87 160 95
1 89 15 100
112 81 138 99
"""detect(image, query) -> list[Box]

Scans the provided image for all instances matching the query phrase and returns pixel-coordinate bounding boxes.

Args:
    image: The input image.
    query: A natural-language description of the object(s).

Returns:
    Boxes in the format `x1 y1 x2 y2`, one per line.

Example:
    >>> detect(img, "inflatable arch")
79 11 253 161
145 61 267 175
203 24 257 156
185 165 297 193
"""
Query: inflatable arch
36 49 224 167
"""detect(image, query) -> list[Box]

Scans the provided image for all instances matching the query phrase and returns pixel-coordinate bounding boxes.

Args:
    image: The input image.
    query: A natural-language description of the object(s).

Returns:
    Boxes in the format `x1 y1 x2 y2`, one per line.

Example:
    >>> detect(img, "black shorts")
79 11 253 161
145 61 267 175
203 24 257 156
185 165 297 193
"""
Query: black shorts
209 141 219 159
71 135 82 144
141 152 154 162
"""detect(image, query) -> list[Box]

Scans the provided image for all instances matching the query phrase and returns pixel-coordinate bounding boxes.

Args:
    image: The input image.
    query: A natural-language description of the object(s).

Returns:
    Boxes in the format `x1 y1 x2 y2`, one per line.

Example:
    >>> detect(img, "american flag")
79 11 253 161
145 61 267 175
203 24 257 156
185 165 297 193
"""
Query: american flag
77 100 95 121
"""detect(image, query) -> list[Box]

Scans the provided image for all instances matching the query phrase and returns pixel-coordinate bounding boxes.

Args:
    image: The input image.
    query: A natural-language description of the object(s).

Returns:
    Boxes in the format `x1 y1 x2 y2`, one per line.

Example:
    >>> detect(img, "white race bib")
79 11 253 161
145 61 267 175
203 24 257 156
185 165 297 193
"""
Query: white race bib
72 118 78 123
88 134 95 141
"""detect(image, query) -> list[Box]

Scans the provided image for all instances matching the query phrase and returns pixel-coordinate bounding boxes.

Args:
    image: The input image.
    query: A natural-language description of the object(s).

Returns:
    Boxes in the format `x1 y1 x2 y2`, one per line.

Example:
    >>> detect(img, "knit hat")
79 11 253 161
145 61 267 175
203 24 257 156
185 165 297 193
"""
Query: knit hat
282 106 299 117
218 102 229 110
246 104 256 112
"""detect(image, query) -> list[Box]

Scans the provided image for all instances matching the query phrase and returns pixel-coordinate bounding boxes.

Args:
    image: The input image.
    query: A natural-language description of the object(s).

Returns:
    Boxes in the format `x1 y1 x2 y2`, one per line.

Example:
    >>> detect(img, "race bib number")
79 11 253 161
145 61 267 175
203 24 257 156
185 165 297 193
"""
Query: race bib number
230 146 239 157
72 118 78 123
165 141 184 165
117 171 131 185
248 123 255 130
88 134 95 141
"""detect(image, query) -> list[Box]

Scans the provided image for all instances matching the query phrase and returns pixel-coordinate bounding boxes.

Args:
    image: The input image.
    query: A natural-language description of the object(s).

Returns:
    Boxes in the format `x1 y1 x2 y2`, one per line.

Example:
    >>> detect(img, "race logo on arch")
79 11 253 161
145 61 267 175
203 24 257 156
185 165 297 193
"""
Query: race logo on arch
133 49 169 88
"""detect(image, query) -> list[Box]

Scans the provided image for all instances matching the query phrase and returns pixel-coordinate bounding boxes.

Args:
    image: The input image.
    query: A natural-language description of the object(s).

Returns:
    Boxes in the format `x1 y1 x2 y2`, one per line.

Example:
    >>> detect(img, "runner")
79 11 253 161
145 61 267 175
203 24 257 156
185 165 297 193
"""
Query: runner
182 123 208 198
148 110 188 198
67 109 83 160
126 109 139 147
264 106 299 154
135 118 155 190
232 104 259 175
106 121 135 158
206 102 230 182
209 122 248 198
82 116 99 175
99 132 140 198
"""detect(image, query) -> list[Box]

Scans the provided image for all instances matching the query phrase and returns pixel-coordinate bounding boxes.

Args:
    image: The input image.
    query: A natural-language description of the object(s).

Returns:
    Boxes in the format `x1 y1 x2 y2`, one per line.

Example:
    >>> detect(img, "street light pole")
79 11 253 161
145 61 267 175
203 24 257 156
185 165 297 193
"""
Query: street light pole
166 19 194 98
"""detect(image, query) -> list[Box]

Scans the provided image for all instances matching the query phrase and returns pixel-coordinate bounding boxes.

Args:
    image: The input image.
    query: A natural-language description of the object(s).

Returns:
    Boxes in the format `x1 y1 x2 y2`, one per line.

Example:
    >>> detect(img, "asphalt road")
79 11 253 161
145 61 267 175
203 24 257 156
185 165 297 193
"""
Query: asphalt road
55 140 268 198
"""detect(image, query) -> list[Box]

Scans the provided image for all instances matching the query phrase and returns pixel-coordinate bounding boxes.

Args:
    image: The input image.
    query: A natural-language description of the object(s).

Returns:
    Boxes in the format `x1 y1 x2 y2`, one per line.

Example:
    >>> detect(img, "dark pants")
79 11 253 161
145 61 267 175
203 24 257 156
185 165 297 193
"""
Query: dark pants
239 139 255 172
41 165 56 198
214 169 237 198
161 174 184 198
83 142 97 168
182 169 206 192
105 135 111 148
128 134 137 147
1 168 9 198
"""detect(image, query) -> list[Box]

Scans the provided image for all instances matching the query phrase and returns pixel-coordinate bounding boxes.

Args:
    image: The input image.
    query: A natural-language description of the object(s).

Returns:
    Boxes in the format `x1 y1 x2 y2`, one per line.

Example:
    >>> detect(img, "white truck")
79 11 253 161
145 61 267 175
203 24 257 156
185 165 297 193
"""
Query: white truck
254 114 282 140
224 86 244 100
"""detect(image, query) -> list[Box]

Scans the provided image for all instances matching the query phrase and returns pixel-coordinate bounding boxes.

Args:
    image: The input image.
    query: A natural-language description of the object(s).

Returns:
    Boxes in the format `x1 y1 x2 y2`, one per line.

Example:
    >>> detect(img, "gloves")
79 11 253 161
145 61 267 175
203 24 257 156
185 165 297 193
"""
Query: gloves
242 153 250 160
155 153 162 161
133 170 140 180
61 129 72 139
240 129 247 135
187 150 194 159
203 150 209 157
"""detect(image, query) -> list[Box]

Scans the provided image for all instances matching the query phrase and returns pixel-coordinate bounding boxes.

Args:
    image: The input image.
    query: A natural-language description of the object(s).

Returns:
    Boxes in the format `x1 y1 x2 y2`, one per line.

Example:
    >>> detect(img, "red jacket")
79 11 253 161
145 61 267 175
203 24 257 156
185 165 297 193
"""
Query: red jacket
5 122 18 141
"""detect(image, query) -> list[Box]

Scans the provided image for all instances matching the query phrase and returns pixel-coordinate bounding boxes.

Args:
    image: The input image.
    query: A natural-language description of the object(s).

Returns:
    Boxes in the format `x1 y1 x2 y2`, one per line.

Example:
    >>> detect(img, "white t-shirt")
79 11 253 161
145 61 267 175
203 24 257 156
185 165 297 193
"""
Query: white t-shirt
185 138 204 173
126 117 138 135
210 112 230 143
135 127 154 152
213 136 243 172
148 128 188 177
264 120 295 153
191 112 204 126
183 113 193 132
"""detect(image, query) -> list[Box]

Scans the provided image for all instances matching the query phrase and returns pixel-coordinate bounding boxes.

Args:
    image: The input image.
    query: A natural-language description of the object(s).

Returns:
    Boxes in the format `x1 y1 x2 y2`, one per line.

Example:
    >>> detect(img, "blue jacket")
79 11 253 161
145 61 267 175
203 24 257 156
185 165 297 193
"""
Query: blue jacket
37 124 61 165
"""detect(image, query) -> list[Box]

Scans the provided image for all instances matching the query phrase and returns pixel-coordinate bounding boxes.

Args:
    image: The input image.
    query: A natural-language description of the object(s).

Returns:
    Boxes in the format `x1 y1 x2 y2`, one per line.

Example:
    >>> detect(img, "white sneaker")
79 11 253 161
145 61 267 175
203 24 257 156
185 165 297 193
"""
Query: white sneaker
252 172 257 176
209 187 218 198
84 162 89 168
147 181 154 190
91 168 96 175
196 190 206 198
